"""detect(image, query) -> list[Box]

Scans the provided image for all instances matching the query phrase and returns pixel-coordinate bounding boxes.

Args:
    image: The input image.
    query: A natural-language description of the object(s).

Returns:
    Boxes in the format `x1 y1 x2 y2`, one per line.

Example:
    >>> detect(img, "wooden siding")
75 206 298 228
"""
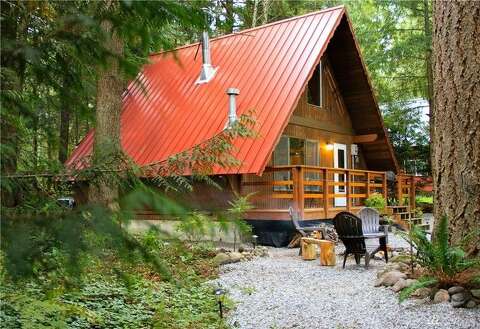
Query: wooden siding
265 56 368 170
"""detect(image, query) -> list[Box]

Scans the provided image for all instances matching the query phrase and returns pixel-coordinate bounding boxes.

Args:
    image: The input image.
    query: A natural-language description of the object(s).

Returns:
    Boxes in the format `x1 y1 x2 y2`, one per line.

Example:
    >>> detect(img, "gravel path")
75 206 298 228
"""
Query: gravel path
212 234 480 329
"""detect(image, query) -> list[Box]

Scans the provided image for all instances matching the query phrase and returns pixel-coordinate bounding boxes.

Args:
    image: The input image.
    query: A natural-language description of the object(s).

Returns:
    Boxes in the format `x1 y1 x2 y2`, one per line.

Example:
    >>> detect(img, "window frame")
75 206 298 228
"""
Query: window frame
306 60 323 108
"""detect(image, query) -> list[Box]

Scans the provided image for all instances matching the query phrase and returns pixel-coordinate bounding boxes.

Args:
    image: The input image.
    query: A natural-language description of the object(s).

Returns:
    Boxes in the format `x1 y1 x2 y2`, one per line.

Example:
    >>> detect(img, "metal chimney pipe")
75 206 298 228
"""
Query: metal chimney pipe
226 88 239 127
201 31 211 65
197 31 217 84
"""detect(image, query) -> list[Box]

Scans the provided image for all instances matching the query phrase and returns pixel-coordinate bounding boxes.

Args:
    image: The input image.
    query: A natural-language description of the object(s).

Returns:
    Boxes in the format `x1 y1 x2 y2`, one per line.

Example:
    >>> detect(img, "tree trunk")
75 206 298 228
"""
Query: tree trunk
58 108 70 164
58 71 72 164
88 6 124 208
432 0 480 256
423 0 434 174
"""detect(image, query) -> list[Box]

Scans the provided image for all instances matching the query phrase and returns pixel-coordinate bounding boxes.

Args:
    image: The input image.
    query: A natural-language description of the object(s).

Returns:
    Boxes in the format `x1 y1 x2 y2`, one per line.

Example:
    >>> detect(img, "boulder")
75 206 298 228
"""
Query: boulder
412 287 432 299
433 289 450 304
392 279 407 292
389 254 411 264
451 292 470 308
229 252 243 263
465 300 477 309
376 271 407 287
448 286 465 295
470 289 480 299
213 252 232 265
405 279 418 288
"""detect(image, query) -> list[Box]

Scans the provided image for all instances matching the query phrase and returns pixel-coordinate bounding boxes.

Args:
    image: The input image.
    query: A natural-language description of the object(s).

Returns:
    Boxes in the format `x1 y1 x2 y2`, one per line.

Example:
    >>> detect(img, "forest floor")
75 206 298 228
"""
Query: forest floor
213 234 480 329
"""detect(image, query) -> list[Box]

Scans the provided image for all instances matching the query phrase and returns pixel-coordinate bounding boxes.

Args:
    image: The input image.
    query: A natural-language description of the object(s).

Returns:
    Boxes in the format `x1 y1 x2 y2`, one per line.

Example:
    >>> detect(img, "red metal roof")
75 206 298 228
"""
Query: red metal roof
67 6 347 175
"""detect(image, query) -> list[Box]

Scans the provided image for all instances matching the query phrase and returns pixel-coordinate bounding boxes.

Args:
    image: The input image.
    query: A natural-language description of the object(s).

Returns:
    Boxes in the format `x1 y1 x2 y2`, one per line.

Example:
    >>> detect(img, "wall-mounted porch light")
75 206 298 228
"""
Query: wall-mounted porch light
325 143 334 151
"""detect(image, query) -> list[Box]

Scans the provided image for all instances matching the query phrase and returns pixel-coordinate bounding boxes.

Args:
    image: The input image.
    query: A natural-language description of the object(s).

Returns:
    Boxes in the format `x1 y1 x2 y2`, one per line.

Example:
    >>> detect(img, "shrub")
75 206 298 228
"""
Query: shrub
364 193 386 212
0 234 228 329
399 216 480 301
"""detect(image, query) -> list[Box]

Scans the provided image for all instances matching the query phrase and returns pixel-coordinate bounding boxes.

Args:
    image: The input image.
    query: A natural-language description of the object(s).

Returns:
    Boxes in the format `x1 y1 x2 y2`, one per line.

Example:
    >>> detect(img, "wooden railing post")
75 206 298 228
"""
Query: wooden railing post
366 172 371 199
323 168 328 217
382 172 387 202
297 166 305 219
292 167 299 214
397 175 403 205
409 176 415 211
346 170 351 212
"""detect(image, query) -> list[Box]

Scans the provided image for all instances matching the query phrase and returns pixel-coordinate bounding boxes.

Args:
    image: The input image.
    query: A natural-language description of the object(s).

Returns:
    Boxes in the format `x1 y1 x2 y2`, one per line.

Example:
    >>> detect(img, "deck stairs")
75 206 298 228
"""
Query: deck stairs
386 205 430 232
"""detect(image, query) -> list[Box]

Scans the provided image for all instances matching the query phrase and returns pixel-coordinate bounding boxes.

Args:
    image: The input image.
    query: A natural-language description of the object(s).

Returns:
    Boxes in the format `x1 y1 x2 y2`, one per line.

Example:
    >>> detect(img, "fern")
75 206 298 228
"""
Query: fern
401 216 480 286
398 277 438 302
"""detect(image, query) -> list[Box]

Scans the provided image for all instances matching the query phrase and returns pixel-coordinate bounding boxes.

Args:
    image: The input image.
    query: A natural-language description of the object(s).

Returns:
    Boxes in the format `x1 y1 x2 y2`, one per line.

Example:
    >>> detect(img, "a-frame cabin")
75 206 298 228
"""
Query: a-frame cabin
67 6 416 246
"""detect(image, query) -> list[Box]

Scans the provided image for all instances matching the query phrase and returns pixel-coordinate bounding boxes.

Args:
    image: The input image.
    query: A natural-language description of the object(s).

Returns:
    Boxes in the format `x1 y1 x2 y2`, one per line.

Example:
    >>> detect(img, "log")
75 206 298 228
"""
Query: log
319 240 336 266
301 237 336 266
301 239 317 260
288 233 302 248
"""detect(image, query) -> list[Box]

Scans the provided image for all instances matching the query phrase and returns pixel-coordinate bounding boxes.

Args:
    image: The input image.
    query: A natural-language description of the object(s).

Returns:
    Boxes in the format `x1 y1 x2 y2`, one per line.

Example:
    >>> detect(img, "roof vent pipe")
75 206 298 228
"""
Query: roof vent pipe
226 88 239 127
196 31 217 84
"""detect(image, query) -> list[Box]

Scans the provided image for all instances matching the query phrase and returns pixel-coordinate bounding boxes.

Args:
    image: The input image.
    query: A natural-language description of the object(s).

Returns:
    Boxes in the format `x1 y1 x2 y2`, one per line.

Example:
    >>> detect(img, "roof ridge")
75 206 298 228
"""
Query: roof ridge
149 5 345 58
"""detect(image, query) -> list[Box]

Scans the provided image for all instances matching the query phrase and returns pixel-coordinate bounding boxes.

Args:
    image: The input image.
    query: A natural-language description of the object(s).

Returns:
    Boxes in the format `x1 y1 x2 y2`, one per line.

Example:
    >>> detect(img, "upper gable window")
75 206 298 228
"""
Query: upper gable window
307 61 323 108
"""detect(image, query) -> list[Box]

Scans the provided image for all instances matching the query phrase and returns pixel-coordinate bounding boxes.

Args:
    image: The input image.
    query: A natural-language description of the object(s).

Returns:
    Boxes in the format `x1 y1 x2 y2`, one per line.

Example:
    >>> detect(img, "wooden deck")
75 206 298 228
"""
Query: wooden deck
242 165 390 221
241 166 387 220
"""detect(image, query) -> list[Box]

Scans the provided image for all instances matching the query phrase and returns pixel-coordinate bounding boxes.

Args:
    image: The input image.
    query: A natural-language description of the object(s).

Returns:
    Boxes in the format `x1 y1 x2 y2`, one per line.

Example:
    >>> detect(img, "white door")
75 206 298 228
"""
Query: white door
333 143 348 207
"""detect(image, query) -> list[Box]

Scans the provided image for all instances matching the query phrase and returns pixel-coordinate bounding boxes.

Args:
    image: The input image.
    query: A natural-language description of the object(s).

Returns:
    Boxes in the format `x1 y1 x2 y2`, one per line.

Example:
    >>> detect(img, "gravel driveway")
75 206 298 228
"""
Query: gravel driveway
212 235 480 329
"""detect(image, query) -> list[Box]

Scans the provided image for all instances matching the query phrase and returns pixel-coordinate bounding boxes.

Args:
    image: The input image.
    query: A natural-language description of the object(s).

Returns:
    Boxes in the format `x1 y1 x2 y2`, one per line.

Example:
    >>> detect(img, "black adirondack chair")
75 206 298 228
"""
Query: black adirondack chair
289 207 327 238
333 210 389 269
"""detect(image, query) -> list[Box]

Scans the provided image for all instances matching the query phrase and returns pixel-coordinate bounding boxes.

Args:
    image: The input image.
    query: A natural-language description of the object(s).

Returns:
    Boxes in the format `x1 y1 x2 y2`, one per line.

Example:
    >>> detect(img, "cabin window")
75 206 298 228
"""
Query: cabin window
289 138 305 165
273 136 320 191
305 140 320 191
273 136 290 190
307 61 323 107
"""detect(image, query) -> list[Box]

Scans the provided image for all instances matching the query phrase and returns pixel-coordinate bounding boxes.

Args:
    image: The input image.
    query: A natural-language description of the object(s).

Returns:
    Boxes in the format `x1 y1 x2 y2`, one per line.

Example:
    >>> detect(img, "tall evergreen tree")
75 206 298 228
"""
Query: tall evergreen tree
432 0 480 256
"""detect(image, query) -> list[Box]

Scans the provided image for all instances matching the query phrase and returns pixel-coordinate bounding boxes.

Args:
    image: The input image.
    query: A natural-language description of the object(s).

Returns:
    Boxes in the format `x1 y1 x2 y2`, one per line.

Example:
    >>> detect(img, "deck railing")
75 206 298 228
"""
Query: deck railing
241 165 388 220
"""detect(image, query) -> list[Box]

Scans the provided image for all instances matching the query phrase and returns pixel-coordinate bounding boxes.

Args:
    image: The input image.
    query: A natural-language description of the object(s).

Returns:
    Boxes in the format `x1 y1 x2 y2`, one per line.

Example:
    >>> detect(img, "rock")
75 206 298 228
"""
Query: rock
390 254 411 264
214 252 232 265
380 271 407 287
392 278 407 292
451 292 470 308
465 300 477 309
238 246 245 253
412 287 432 299
229 252 243 263
405 279 418 288
448 286 465 295
470 289 480 299
214 252 243 265
429 287 440 300
451 292 469 302
433 289 450 304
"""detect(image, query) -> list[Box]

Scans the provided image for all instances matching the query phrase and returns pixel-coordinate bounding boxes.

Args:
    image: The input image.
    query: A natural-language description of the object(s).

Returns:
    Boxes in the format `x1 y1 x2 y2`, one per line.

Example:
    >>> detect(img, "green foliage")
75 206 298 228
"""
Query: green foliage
400 216 480 286
176 212 218 242
416 195 433 204
0 236 227 329
398 276 438 302
175 194 254 247
364 193 387 212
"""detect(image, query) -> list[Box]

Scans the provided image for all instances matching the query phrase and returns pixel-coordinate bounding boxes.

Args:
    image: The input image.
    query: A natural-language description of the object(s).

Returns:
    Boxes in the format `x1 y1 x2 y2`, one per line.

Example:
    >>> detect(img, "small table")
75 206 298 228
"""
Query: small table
300 237 336 266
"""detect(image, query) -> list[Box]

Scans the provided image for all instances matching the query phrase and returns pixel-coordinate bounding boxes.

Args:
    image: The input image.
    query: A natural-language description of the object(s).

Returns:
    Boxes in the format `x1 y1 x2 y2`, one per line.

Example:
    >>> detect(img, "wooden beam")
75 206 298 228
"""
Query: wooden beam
289 115 354 135
353 134 378 143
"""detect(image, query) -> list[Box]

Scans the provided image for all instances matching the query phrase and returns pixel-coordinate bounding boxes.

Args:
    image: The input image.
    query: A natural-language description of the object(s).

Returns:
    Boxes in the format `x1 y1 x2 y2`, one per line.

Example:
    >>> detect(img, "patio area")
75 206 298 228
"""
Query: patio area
212 233 480 329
